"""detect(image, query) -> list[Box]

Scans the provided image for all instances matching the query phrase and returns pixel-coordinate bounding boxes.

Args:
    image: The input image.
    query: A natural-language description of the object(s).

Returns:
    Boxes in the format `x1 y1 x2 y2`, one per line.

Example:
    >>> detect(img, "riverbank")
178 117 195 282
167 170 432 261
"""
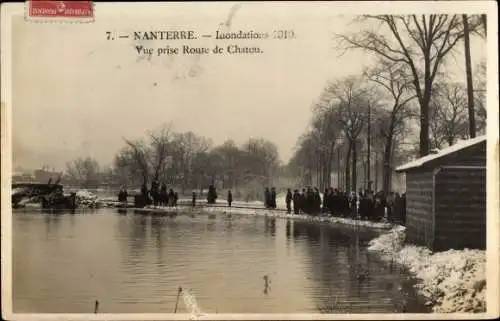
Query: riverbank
127 203 393 230
367 226 486 313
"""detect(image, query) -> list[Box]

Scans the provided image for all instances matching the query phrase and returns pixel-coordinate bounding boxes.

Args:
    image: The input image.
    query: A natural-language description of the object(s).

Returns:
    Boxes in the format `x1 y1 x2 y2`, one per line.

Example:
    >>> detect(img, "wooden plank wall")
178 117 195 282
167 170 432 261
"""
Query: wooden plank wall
434 167 486 251
405 170 434 249
433 142 486 167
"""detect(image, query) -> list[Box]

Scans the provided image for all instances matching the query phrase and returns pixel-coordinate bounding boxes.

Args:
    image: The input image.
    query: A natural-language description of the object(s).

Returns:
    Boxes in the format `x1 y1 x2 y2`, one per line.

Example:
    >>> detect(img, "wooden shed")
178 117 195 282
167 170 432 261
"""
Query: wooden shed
395 136 487 252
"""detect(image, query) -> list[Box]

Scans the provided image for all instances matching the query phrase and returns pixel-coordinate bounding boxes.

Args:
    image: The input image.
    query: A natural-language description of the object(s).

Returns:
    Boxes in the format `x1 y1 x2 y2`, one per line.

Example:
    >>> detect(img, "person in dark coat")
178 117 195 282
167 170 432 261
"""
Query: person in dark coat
330 189 338 215
264 188 271 209
285 188 292 214
300 188 307 214
313 188 321 214
173 191 179 207
322 188 329 213
292 189 300 214
118 187 126 203
160 183 168 206
227 190 233 207
192 191 197 207
306 187 315 215
386 192 395 222
141 183 151 205
270 187 277 209
168 189 175 206
349 192 357 218
151 180 159 206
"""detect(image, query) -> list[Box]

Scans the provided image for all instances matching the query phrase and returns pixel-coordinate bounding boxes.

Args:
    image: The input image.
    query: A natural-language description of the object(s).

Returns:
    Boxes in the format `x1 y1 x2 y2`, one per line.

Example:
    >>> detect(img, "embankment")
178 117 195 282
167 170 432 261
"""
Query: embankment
367 227 486 313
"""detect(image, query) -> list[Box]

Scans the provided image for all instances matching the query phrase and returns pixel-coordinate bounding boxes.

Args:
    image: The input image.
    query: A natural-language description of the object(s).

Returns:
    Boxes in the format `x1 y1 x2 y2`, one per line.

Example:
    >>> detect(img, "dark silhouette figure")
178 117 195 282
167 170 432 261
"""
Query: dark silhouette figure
160 183 168 206
118 186 128 203
313 188 321 214
292 189 300 214
207 185 218 204
227 190 233 207
168 189 175 206
192 191 197 207
285 188 292 213
151 180 160 206
300 188 306 213
264 187 271 208
173 191 179 207
270 187 277 209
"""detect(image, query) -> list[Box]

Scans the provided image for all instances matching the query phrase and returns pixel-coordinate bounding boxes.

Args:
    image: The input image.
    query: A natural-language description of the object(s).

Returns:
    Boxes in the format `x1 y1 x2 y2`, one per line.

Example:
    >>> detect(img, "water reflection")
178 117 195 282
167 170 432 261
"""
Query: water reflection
13 209 430 314
264 216 276 237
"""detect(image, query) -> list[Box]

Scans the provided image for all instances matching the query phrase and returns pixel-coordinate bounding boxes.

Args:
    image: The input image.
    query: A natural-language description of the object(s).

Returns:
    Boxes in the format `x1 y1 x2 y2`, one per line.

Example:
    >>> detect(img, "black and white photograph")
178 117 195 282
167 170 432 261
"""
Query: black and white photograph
1 1 498 319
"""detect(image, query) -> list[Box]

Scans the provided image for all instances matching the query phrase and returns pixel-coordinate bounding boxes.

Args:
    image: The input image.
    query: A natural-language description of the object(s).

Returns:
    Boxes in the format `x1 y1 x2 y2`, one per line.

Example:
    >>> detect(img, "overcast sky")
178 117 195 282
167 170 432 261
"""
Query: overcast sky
10 2 487 171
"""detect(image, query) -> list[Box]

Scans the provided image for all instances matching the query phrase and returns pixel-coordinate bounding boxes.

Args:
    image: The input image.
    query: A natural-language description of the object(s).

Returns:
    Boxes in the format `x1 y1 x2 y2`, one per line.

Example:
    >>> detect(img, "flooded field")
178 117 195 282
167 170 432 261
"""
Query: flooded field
12 209 430 313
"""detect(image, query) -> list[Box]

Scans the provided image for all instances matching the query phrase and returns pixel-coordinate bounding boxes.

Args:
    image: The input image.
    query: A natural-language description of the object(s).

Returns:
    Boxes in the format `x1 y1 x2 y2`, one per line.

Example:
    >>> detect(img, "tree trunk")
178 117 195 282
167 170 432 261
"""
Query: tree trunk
337 151 341 188
419 53 432 157
382 134 393 193
374 150 379 192
345 143 352 192
463 14 476 138
367 104 371 186
351 139 357 193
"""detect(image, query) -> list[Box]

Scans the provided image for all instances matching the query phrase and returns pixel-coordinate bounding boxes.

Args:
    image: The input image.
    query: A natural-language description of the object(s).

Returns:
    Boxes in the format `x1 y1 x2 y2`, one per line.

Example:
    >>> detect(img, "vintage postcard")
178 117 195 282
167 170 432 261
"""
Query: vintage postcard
1 1 498 320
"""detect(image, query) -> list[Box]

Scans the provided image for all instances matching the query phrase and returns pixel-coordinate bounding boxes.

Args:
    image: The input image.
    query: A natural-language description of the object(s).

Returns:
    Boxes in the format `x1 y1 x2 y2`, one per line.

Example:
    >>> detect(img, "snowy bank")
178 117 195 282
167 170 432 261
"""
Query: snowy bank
368 227 486 313
139 204 393 230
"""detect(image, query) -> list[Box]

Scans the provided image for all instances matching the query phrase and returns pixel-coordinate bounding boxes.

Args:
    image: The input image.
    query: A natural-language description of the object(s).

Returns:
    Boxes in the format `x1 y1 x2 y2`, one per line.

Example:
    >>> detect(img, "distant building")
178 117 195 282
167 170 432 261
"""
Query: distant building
395 136 486 251
12 172 34 184
33 168 62 183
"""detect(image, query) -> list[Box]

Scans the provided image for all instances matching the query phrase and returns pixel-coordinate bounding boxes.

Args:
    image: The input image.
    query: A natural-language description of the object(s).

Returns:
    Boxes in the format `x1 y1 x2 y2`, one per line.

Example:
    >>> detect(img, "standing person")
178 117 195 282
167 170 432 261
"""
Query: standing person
151 180 159 206
173 190 179 207
386 192 395 222
300 188 307 214
322 188 329 213
168 189 175 207
264 187 271 209
314 188 321 214
292 189 300 214
141 183 149 205
160 183 168 206
306 187 315 215
192 191 197 207
285 188 292 214
227 190 233 207
350 192 357 219
270 187 277 209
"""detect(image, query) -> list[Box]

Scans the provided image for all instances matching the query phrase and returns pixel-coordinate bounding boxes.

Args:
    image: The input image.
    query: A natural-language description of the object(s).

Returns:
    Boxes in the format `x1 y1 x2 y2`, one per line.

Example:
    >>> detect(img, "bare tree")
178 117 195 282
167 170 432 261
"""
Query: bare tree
115 124 174 188
473 60 487 134
66 157 101 188
365 60 416 192
430 83 469 148
324 76 368 192
338 15 481 156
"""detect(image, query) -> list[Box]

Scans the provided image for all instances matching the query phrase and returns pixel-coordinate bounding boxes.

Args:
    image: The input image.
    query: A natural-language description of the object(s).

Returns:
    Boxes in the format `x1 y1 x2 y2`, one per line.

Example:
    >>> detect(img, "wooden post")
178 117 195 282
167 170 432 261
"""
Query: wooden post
173 286 182 313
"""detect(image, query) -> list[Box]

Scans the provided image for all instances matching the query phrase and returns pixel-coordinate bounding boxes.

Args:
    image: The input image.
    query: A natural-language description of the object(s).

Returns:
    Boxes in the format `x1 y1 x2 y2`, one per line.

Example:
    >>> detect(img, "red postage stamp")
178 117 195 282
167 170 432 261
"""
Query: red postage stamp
26 0 94 22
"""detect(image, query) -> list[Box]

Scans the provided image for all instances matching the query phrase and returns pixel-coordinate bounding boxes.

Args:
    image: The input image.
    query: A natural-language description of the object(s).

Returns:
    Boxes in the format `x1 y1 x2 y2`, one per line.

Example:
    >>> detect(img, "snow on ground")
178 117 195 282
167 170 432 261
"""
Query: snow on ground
368 227 486 313
145 204 392 230
75 189 99 207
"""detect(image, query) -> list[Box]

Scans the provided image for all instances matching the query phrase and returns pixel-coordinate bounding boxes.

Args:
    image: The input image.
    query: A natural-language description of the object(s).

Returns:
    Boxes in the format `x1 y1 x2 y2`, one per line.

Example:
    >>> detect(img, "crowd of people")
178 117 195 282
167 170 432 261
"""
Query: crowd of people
121 181 180 207
120 181 406 224
283 186 407 224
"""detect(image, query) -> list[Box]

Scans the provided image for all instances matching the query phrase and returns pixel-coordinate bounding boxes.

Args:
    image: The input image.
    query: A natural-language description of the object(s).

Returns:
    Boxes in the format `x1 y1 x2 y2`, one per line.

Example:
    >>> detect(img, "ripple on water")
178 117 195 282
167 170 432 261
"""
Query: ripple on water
13 209 431 313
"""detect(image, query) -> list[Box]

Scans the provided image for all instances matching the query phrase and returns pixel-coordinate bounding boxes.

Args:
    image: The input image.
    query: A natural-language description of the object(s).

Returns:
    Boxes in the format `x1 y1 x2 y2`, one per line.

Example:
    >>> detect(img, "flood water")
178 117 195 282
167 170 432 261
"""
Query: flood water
13 209 430 314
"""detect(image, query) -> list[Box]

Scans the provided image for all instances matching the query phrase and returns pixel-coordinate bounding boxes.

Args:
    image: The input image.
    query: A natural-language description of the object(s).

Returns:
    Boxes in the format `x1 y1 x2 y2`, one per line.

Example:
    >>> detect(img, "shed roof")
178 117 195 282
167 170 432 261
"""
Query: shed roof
395 135 487 172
